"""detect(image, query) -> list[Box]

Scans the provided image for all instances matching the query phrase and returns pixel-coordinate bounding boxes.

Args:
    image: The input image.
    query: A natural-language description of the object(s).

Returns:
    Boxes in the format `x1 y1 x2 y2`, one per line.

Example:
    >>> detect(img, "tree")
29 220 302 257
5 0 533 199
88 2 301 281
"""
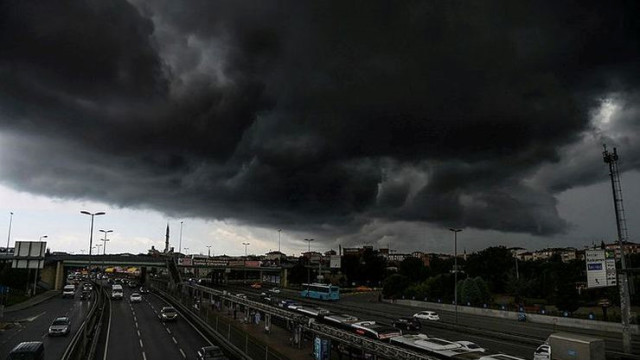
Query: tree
464 246 514 293
383 274 411 298
399 257 428 282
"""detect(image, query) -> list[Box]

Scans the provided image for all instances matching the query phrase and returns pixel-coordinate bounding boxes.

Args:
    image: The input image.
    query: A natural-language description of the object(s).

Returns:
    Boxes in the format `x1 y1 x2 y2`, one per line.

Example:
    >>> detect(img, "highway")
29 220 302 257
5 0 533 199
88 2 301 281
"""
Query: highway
0 288 93 360
97 281 220 360
230 285 640 359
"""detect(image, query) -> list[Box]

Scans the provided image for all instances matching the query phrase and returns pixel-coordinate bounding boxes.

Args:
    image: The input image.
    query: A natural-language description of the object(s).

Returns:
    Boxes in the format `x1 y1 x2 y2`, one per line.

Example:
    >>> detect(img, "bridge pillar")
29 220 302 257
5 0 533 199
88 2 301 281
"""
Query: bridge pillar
282 268 288 288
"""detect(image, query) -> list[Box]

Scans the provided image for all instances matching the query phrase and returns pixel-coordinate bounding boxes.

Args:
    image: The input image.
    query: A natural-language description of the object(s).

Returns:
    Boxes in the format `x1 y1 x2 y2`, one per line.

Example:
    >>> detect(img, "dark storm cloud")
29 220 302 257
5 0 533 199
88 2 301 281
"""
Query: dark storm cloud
1 0 640 248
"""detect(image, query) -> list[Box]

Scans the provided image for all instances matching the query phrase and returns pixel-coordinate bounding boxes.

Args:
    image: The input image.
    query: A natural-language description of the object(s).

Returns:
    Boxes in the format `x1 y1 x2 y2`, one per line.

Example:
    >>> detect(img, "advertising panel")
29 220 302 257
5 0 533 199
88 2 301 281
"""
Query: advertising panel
12 241 46 269
245 260 261 268
178 257 192 266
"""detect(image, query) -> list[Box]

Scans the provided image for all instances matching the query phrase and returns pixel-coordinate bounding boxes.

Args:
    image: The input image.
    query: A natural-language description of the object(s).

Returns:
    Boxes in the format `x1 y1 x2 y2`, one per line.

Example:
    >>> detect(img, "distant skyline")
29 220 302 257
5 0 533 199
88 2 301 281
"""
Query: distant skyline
1 1 640 256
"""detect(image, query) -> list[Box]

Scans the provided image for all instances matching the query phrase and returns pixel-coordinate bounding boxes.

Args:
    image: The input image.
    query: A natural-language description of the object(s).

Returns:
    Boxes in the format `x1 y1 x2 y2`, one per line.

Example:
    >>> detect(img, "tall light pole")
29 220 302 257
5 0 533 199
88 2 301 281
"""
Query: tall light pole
184 247 189 255
34 235 47 295
99 229 113 255
242 242 250 284
206 245 212 257
81 210 105 273
6 212 13 250
449 228 462 325
304 238 314 295
278 229 281 253
179 221 183 254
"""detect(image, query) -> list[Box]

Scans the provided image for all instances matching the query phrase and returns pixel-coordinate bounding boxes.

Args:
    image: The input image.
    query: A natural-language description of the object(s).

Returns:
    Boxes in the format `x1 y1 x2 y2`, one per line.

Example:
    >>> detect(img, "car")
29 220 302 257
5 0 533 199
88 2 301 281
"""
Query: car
80 290 91 301
197 345 228 360
130 292 142 303
533 344 551 360
413 311 440 321
456 341 486 352
268 287 281 294
392 317 422 332
160 306 178 322
250 283 262 289
48 316 71 336
128 281 138 288
62 285 75 298
235 293 247 299
355 285 373 292
139 286 149 294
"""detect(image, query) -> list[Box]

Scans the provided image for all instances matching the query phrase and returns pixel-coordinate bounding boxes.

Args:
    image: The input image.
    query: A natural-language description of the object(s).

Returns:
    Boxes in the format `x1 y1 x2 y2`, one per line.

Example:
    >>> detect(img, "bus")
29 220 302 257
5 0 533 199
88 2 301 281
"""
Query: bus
350 321 402 341
300 283 340 300
390 334 485 359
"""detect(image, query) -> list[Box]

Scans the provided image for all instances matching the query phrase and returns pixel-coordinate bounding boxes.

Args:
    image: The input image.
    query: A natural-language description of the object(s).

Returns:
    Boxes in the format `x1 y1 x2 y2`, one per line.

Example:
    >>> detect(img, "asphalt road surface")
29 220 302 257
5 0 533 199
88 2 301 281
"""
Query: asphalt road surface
99 282 216 360
0 288 93 360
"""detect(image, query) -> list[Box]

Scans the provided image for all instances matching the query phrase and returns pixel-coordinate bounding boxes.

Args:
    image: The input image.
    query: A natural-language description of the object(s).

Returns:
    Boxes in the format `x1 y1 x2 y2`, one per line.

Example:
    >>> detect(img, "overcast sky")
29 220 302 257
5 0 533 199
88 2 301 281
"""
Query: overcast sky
1 1 639 257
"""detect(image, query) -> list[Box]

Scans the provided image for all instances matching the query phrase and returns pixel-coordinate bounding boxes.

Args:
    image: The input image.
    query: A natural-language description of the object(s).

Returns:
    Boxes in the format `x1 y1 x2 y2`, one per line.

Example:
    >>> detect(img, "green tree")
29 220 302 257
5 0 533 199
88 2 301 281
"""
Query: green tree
460 277 482 304
399 257 428 282
464 246 513 293
383 274 411 298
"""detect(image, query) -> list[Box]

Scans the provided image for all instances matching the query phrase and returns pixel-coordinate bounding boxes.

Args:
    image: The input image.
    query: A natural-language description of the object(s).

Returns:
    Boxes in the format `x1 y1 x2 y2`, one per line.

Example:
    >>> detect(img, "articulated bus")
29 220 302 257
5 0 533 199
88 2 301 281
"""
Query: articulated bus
389 334 509 360
300 283 340 300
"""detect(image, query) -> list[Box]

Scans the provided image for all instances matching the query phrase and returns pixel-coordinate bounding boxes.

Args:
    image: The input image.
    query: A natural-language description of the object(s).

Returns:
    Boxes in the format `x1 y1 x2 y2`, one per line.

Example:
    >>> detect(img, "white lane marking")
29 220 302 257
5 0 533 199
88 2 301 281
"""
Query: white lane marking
135 321 139 329
151 292 213 346
133 316 137 322
137 330 141 337
103 297 113 360
166 328 171 334
172 336 177 344
139 339 144 348
179 348 186 358
142 352 147 360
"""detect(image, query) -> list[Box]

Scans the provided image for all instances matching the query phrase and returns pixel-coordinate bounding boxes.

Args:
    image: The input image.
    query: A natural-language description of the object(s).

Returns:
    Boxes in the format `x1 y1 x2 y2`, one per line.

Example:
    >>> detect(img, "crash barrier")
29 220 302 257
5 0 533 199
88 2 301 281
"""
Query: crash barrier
151 279 433 360
61 282 108 360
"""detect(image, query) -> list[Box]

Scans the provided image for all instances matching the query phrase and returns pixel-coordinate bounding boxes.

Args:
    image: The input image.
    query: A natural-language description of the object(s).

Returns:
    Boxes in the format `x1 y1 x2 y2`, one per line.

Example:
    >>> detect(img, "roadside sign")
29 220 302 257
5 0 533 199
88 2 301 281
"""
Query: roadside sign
586 249 617 288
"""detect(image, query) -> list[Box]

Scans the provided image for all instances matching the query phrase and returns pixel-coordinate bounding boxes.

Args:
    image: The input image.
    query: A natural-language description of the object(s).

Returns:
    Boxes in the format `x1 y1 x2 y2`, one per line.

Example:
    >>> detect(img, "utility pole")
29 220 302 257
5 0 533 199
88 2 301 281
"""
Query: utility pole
603 145 632 354
449 228 462 325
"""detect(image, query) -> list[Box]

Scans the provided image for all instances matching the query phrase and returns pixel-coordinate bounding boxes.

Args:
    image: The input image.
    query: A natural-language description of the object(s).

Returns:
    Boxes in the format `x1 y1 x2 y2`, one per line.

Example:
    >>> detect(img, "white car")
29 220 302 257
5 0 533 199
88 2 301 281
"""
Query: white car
235 293 247 299
269 287 281 294
456 341 485 352
533 344 551 360
413 311 440 321
130 292 142 303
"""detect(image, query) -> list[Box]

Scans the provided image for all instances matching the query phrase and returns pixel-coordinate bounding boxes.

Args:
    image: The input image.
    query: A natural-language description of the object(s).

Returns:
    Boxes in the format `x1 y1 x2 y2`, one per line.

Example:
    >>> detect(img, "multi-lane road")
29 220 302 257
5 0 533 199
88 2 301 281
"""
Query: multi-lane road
0 288 93 360
96 281 217 360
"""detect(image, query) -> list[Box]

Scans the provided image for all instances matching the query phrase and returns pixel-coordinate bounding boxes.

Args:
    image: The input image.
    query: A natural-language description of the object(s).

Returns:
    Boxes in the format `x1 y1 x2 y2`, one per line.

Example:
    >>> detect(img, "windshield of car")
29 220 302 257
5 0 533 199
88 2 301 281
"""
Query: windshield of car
162 308 176 313
52 319 68 325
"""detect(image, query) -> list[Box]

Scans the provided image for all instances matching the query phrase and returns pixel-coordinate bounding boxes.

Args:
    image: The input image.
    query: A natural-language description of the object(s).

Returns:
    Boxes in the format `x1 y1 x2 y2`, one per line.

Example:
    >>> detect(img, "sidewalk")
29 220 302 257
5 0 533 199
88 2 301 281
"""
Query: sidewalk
4 290 60 313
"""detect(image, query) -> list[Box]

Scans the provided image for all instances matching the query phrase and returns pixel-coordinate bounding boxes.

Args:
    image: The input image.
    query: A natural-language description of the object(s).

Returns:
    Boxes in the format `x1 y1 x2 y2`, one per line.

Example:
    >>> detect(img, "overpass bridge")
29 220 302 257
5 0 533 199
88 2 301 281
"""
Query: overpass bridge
36 254 287 290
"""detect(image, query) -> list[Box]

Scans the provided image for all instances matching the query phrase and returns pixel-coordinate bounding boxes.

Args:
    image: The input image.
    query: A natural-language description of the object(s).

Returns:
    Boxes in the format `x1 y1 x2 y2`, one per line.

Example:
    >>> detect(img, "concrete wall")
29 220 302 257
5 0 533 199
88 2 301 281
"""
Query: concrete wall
390 299 639 335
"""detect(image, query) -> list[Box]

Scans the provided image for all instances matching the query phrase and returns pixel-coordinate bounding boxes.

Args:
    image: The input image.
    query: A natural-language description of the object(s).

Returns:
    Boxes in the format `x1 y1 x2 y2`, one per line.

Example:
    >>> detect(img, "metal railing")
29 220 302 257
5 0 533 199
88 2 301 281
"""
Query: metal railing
61 282 108 360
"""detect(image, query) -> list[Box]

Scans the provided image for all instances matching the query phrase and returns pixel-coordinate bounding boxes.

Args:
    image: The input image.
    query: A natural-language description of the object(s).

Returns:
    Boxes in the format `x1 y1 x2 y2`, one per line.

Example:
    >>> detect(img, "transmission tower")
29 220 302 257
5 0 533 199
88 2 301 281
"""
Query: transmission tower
602 145 632 354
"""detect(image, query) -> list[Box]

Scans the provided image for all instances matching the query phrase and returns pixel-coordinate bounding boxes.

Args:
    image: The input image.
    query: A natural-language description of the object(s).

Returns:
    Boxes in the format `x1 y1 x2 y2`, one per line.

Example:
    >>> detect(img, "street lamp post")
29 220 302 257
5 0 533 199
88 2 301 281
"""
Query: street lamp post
242 242 250 284
81 211 105 274
34 235 47 296
207 245 211 257
179 221 183 254
6 212 13 250
304 238 314 295
99 229 113 255
449 228 462 325
278 229 281 253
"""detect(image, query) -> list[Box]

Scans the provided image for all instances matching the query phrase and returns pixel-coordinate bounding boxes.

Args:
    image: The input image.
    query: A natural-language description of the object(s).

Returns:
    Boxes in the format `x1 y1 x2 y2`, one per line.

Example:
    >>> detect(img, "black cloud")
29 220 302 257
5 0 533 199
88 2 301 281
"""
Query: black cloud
1 0 640 248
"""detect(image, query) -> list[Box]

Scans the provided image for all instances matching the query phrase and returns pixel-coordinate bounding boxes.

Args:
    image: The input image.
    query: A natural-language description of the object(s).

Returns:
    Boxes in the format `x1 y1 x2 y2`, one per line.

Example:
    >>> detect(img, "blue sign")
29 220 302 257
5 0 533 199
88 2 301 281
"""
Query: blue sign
314 337 331 360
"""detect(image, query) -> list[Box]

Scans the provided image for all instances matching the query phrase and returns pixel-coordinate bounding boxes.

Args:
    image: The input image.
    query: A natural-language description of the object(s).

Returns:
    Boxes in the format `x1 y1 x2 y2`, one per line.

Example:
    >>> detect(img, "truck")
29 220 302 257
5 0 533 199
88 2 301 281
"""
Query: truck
534 332 605 360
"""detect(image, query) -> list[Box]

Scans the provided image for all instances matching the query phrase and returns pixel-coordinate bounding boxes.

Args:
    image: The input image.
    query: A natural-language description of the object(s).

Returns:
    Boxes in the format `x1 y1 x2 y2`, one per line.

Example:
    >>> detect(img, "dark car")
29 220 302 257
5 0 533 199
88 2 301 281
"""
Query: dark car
197 345 228 360
80 290 91 301
7 341 45 360
392 317 421 332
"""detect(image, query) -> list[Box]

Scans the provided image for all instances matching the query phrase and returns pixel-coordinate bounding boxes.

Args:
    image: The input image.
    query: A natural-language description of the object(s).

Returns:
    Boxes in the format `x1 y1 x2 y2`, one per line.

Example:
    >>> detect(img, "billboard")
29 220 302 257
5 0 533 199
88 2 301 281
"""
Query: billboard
12 241 47 269
330 255 341 269
585 249 617 288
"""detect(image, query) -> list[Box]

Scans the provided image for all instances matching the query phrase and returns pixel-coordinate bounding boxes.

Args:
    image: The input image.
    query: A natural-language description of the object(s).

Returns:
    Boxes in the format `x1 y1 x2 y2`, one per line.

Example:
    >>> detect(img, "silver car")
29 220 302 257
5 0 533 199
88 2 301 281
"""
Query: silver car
48 316 71 336
160 306 178 322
